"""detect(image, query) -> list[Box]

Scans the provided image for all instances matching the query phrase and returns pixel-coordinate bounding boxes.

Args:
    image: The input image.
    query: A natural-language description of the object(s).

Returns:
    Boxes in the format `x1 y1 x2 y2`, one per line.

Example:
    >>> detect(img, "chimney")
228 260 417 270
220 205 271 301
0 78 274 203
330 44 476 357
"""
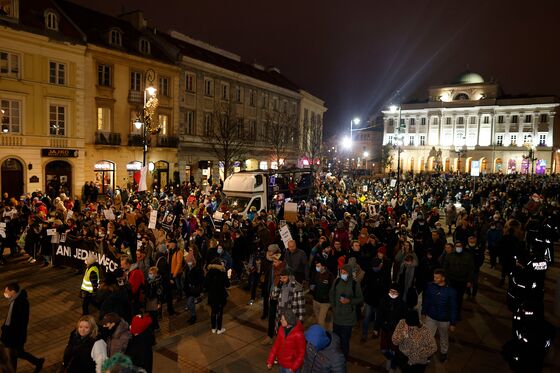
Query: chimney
119 10 147 30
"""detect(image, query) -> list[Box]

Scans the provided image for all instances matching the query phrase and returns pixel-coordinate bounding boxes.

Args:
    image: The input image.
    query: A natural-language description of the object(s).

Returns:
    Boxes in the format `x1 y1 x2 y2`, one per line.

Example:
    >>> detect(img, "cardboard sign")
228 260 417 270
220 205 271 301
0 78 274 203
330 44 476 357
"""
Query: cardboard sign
362 185 368 192
103 209 115 220
148 210 158 229
284 202 298 223
390 179 397 187
471 160 480 177
47 228 57 236
279 224 293 249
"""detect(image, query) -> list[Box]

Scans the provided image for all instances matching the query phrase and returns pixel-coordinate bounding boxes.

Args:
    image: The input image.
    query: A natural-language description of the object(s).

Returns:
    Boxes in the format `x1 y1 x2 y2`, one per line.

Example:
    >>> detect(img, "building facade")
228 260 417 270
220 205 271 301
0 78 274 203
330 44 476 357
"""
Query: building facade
382 72 560 174
0 0 326 198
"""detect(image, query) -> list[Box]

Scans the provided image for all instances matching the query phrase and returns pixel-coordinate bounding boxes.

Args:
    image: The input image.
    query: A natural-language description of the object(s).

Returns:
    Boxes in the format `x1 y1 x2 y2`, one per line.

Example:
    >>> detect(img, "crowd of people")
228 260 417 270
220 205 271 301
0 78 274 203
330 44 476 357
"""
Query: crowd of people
0 171 558 372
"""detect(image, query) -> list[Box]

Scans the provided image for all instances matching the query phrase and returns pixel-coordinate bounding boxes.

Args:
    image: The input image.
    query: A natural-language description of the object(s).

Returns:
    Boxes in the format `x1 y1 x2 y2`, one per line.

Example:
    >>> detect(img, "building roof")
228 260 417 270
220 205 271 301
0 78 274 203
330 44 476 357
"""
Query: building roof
158 31 300 93
54 0 175 64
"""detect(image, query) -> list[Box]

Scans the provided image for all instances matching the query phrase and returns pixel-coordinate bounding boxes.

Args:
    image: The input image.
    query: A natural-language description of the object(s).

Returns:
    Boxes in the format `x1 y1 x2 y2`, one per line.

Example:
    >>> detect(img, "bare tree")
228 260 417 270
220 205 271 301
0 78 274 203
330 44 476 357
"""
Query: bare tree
380 143 394 174
261 110 299 168
202 102 248 179
303 117 323 172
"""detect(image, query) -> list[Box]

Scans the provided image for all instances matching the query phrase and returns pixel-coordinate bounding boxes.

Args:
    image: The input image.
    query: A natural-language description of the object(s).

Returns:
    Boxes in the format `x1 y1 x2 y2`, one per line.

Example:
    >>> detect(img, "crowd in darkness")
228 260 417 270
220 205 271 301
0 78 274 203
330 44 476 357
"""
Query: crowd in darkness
0 172 558 372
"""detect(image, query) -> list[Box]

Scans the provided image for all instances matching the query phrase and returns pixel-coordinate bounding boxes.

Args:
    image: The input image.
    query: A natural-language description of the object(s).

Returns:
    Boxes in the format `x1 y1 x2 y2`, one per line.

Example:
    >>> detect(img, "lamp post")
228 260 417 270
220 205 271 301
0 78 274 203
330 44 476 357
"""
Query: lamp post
390 105 404 199
363 151 369 170
133 69 159 167
523 135 537 175
454 144 467 174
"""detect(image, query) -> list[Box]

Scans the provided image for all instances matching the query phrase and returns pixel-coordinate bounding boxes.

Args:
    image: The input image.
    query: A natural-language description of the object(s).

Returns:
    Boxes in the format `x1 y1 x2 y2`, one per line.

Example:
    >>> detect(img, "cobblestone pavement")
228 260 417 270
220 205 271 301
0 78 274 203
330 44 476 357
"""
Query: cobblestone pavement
1 242 559 373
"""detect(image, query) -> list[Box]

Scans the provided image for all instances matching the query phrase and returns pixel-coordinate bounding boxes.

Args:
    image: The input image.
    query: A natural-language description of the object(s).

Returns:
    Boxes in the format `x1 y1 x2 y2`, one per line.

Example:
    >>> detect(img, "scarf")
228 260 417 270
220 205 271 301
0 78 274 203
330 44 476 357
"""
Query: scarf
5 291 20 326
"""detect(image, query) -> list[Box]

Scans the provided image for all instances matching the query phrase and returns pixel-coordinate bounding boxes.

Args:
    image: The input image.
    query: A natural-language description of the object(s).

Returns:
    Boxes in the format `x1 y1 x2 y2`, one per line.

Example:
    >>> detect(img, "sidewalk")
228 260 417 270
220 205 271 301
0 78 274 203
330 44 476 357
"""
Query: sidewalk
1 246 559 373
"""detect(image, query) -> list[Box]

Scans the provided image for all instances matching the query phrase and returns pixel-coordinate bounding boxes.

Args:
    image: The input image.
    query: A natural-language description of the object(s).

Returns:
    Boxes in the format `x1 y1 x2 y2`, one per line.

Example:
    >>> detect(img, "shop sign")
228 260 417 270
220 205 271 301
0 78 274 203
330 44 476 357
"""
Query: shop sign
126 161 142 171
29 175 39 183
41 149 79 157
94 161 114 171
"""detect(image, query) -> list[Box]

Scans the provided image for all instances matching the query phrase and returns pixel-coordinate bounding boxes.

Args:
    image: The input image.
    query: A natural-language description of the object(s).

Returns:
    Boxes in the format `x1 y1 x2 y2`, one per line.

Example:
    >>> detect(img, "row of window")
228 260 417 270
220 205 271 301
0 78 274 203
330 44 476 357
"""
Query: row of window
187 72 296 112
387 133 548 147
1 99 66 135
183 111 259 139
388 113 549 127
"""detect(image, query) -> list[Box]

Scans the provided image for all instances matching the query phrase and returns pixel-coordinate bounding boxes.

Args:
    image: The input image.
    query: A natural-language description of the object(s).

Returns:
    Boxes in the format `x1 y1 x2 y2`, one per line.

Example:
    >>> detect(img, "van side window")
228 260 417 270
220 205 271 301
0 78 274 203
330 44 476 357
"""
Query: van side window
254 175 263 188
250 197 261 212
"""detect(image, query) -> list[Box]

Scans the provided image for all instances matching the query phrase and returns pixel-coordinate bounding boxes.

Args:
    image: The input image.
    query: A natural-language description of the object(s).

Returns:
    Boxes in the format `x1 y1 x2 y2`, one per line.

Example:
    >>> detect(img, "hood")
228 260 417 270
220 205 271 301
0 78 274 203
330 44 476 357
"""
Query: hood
304 324 331 351
207 263 225 272
130 314 152 335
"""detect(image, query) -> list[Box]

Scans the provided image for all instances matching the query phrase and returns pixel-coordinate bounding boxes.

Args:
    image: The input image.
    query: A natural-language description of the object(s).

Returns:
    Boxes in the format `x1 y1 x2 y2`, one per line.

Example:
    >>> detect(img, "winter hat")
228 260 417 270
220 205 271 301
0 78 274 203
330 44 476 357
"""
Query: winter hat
405 310 420 327
102 312 120 325
341 263 353 274
304 324 331 351
130 314 152 335
377 246 387 255
282 309 297 326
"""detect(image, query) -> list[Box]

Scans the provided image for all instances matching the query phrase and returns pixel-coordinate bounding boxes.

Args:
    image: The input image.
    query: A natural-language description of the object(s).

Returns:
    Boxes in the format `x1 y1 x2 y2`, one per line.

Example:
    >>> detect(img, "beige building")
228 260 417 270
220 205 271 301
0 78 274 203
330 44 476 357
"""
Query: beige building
0 0 87 198
382 72 560 174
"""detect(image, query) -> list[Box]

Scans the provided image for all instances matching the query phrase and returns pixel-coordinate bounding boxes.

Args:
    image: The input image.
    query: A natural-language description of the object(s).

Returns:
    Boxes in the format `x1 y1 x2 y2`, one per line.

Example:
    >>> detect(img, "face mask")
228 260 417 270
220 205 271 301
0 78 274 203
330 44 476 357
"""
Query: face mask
148 274 155 280
389 293 398 299
340 274 348 281
316 267 322 273
187 262 193 267
217 248 223 254
137 235 141 239
456 248 463 253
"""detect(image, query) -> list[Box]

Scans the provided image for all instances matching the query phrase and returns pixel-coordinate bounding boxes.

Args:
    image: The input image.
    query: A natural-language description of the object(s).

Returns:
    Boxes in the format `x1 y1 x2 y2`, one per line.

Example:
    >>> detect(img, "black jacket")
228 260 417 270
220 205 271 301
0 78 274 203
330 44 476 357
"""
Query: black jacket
126 328 155 373
374 295 407 332
62 331 96 373
204 263 230 306
183 264 204 298
1 290 30 348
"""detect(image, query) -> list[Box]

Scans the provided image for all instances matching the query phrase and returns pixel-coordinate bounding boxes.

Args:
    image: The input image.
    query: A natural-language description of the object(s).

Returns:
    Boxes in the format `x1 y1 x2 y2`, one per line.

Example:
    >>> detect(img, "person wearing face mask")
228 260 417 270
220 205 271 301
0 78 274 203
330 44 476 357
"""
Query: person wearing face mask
1 282 45 372
329 264 364 359
154 240 175 317
144 267 163 331
373 284 406 372
100 312 131 358
443 242 474 320
486 220 502 269
310 260 334 329
81 254 101 315
183 251 204 325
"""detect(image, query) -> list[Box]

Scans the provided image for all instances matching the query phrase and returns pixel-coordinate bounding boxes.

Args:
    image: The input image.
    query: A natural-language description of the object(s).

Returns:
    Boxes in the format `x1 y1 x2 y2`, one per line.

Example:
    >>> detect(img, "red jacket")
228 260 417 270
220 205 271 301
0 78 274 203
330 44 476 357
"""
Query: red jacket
266 321 305 371
128 268 145 301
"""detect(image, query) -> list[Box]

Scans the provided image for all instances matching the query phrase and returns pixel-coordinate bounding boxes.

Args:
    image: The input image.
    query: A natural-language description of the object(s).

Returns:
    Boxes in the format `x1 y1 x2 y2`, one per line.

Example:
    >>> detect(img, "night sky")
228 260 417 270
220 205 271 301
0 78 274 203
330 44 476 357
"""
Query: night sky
73 0 560 137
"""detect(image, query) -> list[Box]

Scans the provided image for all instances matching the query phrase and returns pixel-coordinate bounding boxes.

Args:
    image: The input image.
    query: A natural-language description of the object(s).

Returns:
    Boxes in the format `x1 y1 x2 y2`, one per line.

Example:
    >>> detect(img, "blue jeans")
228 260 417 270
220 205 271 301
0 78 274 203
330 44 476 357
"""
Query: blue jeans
185 296 196 317
280 368 299 373
362 304 377 337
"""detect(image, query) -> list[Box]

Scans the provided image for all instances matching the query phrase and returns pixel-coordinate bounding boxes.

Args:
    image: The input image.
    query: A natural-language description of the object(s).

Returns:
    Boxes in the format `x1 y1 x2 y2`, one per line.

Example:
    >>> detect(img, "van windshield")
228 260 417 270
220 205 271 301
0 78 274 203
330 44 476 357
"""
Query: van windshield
219 197 251 213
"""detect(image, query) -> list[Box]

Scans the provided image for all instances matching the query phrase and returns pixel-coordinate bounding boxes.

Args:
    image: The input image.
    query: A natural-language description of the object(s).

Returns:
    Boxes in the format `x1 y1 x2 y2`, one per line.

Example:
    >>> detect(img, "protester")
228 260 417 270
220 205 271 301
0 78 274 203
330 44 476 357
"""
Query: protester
101 313 131 358
391 310 437 372
302 324 346 373
126 314 155 373
374 283 406 372
144 267 164 331
62 315 107 373
266 309 305 373
204 258 230 334
81 254 101 315
1 282 45 372
310 259 334 328
271 269 306 333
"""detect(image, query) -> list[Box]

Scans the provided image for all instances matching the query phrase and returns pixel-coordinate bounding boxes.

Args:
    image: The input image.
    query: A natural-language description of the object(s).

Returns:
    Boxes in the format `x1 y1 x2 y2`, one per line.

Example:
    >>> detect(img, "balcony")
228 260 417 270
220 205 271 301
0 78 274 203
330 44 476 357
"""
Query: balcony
128 90 143 104
156 135 179 148
95 131 121 146
127 134 144 147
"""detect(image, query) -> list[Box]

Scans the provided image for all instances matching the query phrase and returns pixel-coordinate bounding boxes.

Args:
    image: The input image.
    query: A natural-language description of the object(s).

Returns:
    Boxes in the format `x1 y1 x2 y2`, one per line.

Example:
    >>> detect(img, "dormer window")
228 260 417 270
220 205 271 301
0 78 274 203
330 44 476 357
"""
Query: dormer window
109 29 122 46
45 10 58 31
139 39 150 54
454 93 469 100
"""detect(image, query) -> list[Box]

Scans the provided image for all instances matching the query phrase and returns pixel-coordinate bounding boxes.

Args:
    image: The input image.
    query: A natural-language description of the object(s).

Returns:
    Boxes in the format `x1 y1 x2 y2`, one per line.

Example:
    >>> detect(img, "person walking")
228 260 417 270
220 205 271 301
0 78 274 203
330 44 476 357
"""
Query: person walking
310 259 334 329
285 240 308 284
126 314 155 373
302 324 346 373
204 258 230 334
391 311 437 373
81 255 101 315
100 313 131 358
271 269 306 333
443 241 474 320
266 310 306 373
421 269 457 362
329 264 363 359
183 255 204 325
144 267 164 331
1 282 45 372
62 315 107 373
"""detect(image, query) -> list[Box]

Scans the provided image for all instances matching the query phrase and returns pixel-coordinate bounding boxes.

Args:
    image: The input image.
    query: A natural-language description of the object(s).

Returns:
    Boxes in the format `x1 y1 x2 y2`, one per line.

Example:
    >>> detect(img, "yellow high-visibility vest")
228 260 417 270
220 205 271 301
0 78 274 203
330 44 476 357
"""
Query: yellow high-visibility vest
81 265 100 293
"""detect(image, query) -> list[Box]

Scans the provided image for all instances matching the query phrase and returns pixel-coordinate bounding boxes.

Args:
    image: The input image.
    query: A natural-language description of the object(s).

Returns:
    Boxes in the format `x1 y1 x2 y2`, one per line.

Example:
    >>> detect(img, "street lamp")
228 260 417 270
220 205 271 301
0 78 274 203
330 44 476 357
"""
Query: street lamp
454 144 467 174
133 69 159 167
363 151 369 169
523 135 537 175
393 133 404 199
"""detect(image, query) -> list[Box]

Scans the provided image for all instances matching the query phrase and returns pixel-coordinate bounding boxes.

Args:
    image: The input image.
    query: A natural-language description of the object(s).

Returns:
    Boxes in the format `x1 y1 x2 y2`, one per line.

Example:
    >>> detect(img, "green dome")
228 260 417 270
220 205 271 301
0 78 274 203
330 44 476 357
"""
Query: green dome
453 71 484 85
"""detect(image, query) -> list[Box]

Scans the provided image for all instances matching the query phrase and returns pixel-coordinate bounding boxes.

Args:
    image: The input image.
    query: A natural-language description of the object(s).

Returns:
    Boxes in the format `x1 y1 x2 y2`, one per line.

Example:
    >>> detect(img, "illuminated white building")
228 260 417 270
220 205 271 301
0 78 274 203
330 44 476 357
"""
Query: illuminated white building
382 72 560 174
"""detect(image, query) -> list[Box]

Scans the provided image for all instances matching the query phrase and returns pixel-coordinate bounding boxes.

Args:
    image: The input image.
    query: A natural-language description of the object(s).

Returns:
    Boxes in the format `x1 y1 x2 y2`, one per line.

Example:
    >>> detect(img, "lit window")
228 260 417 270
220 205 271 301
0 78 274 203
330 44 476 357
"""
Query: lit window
0 99 21 133
49 61 65 85
97 107 112 131
109 29 122 46
158 114 169 135
0 51 20 79
539 134 546 145
139 39 151 54
45 11 58 31
49 105 66 136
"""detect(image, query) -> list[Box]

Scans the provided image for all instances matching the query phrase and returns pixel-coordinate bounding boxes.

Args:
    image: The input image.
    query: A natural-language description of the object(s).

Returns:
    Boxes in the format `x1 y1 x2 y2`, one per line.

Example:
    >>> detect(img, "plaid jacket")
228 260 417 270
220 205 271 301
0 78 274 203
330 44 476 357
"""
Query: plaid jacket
271 278 305 332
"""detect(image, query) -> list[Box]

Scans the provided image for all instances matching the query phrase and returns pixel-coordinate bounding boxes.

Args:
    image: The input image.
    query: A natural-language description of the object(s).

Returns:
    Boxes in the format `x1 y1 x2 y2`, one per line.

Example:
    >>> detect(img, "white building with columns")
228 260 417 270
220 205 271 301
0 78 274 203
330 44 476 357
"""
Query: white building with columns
382 72 560 174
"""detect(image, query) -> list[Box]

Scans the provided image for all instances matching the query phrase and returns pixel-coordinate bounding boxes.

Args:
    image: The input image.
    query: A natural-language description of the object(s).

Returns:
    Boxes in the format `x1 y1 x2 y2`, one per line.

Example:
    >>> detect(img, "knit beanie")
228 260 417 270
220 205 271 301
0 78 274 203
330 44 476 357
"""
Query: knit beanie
282 309 297 326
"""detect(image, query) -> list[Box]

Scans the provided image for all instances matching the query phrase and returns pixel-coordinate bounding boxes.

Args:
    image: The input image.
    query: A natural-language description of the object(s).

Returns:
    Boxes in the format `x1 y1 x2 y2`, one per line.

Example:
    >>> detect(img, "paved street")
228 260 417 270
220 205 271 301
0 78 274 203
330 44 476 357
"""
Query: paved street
1 246 559 373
